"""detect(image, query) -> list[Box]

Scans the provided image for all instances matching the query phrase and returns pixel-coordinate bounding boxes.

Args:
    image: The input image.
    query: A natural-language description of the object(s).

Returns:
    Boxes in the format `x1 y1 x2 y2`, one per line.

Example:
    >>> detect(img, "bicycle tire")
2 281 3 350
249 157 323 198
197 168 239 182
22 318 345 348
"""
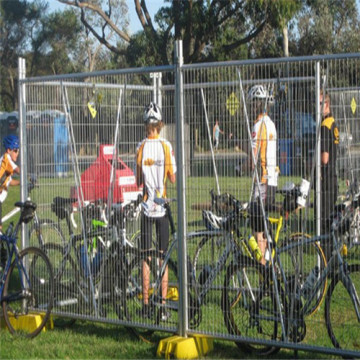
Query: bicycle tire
42 242 81 327
129 229 157 250
124 250 200 341
29 219 65 247
278 233 327 316
325 263 360 352
222 257 281 356
97 243 134 319
2 246 54 338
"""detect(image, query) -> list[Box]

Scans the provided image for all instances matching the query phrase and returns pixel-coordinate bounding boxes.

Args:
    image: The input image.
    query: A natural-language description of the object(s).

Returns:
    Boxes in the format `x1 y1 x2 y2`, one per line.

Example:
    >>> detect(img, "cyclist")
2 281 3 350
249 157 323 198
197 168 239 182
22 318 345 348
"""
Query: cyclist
0 135 20 234
319 90 339 260
247 85 278 265
135 102 176 320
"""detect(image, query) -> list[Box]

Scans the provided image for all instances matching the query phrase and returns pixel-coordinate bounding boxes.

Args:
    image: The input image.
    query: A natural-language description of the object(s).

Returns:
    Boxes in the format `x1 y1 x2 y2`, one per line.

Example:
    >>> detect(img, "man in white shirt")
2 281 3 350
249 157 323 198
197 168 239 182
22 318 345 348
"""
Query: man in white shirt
248 85 278 265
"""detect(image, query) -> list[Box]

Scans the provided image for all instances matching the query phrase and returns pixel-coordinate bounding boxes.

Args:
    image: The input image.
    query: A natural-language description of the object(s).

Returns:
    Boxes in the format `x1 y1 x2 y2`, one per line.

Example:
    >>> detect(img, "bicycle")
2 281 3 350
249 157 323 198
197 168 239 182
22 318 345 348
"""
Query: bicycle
222 194 360 356
193 185 327 319
115 196 271 343
43 195 142 321
0 200 54 338
104 198 200 337
1 176 65 248
26 176 65 247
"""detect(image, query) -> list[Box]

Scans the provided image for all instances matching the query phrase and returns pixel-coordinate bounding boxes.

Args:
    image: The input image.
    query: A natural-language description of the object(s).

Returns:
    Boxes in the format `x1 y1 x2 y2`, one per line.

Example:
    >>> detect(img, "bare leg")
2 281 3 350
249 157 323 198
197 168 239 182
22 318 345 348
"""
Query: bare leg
161 262 168 305
142 258 150 305
255 232 267 265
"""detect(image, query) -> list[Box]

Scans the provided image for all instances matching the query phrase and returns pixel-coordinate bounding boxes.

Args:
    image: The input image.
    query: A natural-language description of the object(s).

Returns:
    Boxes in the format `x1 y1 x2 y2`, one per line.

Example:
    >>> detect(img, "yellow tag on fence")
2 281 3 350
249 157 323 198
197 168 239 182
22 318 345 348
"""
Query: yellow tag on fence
88 101 97 118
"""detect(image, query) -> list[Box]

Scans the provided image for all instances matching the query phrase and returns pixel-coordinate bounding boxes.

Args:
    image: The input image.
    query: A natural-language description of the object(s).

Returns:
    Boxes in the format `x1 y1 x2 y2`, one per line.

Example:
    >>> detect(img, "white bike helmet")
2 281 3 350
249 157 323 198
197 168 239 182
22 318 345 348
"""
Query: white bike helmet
143 102 162 123
202 210 224 230
248 85 269 100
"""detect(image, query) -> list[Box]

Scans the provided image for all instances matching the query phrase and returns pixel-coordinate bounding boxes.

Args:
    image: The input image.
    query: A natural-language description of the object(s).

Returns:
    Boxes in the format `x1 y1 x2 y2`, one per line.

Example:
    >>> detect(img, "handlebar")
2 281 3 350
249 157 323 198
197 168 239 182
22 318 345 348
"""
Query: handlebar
209 189 247 216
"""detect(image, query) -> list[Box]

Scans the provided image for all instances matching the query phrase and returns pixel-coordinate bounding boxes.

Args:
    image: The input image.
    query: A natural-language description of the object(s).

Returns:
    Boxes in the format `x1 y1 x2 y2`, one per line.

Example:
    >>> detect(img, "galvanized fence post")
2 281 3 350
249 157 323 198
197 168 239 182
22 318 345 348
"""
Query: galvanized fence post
174 40 188 337
18 57 28 249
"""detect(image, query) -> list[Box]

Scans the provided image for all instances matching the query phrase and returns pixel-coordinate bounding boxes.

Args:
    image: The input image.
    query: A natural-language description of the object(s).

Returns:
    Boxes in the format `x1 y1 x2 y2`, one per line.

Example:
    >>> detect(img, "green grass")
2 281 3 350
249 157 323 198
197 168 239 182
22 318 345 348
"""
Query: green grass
0 320 337 359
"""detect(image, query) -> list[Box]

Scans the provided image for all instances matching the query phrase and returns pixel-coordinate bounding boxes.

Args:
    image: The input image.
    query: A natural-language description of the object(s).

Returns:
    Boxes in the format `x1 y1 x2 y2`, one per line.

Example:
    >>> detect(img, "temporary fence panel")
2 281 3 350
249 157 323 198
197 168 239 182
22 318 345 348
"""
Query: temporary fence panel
17 49 360 357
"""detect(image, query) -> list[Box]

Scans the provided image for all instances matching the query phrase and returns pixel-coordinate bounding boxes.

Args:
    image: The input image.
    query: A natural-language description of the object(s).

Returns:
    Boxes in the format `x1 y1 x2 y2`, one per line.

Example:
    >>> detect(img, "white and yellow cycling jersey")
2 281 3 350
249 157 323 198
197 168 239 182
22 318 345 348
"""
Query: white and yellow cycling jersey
251 113 278 187
136 134 176 217
0 153 18 202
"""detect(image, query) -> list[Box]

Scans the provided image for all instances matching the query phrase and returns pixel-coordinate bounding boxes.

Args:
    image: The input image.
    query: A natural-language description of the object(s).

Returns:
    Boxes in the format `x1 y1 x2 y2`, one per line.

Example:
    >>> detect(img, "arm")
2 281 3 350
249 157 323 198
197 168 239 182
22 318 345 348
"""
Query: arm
168 173 176 184
10 179 20 186
136 164 143 187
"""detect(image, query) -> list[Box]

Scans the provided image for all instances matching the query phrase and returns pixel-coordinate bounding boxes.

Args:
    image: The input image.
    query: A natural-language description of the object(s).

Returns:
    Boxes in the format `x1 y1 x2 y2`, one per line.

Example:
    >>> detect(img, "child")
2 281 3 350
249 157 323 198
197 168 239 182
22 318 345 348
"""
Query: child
0 135 20 233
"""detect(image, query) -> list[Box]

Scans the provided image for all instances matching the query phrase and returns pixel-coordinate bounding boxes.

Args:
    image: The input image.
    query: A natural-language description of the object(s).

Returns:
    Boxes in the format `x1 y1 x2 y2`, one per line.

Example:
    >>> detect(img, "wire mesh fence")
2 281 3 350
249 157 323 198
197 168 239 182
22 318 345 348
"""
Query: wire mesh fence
16 48 360 357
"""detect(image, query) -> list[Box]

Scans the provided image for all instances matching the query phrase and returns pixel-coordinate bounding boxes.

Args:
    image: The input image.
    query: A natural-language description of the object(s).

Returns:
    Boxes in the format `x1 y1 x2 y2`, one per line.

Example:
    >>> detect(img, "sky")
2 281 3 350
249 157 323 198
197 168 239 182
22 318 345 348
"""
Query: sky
48 0 165 34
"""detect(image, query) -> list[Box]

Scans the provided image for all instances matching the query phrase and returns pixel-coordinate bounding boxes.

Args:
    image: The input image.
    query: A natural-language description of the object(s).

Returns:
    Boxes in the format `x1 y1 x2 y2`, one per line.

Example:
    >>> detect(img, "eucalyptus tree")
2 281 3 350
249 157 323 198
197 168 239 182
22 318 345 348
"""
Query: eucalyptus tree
57 0 292 66
0 0 45 110
294 0 360 55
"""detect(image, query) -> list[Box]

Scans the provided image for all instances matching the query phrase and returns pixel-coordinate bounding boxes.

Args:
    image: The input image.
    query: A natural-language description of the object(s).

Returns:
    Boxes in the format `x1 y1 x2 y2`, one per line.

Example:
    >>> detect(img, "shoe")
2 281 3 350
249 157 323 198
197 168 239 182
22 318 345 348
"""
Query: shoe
159 308 171 322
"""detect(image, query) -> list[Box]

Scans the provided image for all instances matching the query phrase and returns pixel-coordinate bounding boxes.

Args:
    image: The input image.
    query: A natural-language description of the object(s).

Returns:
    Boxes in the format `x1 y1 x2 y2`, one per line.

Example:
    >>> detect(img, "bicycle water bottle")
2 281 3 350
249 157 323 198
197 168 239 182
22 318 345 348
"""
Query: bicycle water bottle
80 245 90 278
302 266 319 299
248 236 262 262
91 249 103 275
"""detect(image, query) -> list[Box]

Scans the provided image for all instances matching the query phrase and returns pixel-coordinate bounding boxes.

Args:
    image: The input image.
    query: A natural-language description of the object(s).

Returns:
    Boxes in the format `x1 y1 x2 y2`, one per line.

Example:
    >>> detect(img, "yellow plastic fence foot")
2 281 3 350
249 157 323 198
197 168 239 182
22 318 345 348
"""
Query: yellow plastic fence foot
156 334 213 359
1 313 54 333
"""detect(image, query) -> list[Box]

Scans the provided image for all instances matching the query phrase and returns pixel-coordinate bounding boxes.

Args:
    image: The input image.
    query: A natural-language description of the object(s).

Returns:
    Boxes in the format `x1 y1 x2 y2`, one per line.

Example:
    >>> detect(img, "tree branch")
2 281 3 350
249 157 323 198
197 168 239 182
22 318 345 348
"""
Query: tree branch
57 0 130 42
222 19 267 52
79 9 126 56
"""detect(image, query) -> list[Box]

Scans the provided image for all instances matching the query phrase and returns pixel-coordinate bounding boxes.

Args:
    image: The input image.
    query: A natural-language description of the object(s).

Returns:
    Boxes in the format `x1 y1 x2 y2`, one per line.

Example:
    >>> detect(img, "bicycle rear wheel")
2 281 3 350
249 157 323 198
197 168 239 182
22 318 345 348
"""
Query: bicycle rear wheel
325 263 360 352
2 246 54 338
29 219 65 247
278 234 327 316
222 257 281 356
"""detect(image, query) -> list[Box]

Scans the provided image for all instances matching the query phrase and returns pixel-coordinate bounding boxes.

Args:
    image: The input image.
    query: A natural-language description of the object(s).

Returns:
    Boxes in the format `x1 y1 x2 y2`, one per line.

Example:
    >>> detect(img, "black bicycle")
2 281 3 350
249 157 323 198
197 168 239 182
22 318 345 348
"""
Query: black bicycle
222 195 360 356
0 200 54 337
43 195 142 322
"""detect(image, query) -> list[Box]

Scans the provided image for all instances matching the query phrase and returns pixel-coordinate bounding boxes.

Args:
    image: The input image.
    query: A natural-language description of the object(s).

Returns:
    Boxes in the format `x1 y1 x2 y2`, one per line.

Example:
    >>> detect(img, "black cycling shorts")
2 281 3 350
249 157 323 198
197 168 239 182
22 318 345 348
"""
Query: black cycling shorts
140 213 169 252
249 185 277 232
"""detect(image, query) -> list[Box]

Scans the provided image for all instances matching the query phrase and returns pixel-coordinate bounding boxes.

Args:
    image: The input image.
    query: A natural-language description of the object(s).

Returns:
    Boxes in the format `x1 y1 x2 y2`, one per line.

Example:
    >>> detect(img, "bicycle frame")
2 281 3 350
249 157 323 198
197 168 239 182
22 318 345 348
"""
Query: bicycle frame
196 231 240 304
0 234 29 302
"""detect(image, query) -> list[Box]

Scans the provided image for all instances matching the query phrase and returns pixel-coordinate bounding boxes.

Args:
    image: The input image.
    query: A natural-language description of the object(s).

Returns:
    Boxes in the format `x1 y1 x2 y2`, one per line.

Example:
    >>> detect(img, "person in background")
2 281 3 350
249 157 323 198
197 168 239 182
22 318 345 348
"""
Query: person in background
319 90 339 260
213 119 224 150
247 85 278 265
0 135 20 234
136 102 176 321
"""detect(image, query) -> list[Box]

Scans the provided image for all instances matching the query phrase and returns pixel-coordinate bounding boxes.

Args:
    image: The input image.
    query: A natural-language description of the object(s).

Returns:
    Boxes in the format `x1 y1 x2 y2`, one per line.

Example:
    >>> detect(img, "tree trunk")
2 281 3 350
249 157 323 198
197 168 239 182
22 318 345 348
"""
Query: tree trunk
282 25 289 57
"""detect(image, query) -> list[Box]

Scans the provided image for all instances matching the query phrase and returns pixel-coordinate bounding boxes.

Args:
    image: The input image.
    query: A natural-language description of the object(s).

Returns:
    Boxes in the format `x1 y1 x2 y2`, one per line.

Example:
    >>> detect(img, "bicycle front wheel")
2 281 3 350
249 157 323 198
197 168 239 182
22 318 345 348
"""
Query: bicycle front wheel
192 231 237 281
325 263 360 352
278 233 327 316
222 257 281 356
2 246 54 338
29 219 65 247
